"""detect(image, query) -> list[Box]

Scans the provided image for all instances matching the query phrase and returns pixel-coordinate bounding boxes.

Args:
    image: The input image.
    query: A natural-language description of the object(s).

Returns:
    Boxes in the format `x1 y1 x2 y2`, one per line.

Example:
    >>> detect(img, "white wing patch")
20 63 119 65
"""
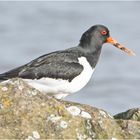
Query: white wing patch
24 57 94 99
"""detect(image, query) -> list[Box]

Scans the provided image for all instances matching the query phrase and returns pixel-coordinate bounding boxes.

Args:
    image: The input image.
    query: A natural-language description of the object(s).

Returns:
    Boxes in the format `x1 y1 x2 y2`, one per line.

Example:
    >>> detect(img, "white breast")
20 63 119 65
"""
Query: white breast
24 57 94 99
65 57 94 93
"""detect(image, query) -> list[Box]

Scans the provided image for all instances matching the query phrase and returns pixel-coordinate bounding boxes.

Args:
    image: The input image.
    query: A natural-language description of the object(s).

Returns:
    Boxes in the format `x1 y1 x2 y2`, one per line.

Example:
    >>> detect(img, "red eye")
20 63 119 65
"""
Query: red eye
101 30 107 35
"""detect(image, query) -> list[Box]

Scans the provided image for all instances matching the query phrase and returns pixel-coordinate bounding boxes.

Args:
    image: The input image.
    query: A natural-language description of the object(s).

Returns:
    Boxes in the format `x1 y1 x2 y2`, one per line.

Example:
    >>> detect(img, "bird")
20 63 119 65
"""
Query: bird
0 25 135 99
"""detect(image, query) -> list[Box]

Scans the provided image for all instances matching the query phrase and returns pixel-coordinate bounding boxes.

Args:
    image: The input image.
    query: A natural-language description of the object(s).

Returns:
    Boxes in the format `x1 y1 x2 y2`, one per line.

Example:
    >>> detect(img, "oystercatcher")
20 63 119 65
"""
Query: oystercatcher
0 25 135 99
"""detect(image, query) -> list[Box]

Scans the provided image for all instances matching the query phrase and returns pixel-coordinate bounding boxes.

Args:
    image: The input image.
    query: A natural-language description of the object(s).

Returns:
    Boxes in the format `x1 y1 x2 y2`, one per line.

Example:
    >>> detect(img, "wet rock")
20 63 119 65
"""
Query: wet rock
0 78 139 139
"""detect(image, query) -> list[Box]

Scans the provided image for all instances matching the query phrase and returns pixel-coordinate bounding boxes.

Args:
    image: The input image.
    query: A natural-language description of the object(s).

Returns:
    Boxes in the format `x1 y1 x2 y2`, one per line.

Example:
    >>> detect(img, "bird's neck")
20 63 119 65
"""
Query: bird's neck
78 44 102 68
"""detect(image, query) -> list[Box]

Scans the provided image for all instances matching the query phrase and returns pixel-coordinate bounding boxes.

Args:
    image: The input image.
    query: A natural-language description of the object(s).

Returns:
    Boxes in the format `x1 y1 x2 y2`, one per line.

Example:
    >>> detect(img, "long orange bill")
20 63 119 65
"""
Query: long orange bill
106 37 136 56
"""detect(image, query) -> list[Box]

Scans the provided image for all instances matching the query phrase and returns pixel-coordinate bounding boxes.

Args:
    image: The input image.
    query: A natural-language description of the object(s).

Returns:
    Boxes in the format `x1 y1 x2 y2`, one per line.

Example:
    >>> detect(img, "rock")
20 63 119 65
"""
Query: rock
114 108 140 121
0 78 139 139
114 108 140 139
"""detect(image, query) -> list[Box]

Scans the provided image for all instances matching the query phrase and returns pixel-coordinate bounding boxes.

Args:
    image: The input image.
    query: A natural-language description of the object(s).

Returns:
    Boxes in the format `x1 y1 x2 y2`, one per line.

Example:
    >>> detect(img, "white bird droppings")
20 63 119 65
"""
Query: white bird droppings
0 103 3 109
66 106 81 116
87 138 92 140
41 102 45 107
31 90 38 96
1 87 8 91
26 131 40 140
108 113 113 118
99 110 107 118
111 138 118 140
81 111 91 119
66 106 92 119
18 85 24 91
47 114 62 123
32 131 40 139
60 121 68 129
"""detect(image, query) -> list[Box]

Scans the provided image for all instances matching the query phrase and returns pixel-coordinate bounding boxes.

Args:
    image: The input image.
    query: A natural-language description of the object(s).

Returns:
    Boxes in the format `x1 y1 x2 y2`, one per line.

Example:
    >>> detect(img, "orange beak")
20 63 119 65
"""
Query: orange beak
106 37 135 56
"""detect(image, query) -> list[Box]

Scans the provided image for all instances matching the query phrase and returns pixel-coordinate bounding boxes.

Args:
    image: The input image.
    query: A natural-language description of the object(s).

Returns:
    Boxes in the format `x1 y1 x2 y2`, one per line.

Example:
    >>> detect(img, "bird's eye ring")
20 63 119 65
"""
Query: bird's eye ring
101 30 107 35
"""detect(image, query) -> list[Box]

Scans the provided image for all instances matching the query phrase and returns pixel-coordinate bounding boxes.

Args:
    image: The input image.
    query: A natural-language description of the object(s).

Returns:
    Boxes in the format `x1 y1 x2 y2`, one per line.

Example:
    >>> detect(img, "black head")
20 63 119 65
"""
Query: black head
79 24 135 56
79 25 110 49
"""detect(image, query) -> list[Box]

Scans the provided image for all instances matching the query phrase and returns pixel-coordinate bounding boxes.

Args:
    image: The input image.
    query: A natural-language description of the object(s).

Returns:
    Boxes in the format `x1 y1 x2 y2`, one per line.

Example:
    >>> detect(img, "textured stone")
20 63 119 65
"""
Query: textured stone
114 108 140 121
0 78 139 139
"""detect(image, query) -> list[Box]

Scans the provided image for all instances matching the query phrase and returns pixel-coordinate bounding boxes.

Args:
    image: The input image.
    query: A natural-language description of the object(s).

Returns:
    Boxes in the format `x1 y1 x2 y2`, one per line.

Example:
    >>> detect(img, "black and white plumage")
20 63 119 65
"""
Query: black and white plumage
0 24 127 99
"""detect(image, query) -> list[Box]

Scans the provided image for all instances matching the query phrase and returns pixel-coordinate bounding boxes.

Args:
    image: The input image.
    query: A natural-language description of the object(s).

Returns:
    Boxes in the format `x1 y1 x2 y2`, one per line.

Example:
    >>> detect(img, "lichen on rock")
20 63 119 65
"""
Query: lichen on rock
0 78 139 139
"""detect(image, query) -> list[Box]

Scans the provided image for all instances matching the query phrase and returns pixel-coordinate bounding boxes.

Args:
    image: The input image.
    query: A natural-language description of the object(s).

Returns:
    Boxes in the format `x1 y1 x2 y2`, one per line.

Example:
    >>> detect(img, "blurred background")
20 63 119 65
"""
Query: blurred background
0 1 139 115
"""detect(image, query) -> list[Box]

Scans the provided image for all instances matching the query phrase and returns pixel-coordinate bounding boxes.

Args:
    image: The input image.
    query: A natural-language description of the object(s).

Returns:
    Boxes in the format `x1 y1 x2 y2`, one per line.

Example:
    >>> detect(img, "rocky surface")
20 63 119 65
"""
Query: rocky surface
0 78 139 139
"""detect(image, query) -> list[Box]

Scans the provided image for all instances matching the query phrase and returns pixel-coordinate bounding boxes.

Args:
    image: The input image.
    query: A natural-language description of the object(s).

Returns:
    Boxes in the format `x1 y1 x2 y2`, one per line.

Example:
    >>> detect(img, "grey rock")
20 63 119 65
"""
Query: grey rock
0 78 139 139
114 108 140 121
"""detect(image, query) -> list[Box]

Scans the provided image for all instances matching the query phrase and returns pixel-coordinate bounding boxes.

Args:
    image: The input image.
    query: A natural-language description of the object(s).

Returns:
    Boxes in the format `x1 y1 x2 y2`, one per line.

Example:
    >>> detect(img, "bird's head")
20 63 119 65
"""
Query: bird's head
79 24 135 56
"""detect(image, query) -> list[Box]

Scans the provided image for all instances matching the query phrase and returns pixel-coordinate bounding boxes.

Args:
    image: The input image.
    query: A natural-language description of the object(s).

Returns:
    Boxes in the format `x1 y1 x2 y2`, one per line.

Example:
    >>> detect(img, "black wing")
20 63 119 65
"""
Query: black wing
0 50 83 82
